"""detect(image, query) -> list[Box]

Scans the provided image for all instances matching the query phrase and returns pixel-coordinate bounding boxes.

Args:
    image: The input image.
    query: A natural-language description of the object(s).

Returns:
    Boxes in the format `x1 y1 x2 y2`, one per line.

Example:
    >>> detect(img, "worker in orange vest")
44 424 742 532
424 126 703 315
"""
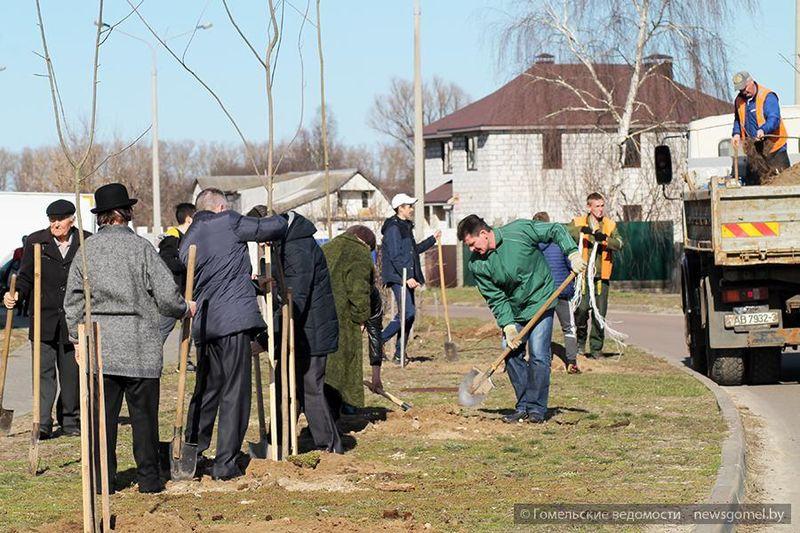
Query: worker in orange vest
568 193 623 359
731 71 790 185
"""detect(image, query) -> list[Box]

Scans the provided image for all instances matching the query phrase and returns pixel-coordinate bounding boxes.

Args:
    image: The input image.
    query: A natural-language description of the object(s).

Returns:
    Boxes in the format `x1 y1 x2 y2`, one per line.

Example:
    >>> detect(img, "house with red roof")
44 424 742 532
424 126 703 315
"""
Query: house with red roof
422 54 730 227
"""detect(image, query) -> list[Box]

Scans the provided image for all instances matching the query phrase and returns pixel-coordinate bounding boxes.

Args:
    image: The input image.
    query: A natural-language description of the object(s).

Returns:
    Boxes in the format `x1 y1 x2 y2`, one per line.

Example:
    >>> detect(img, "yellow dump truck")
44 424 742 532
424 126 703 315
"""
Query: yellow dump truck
655 145 798 385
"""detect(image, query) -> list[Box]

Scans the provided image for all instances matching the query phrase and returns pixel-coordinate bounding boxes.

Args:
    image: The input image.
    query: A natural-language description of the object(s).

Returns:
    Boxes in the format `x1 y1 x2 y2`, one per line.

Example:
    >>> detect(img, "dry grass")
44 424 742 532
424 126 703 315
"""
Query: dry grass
0 313 722 532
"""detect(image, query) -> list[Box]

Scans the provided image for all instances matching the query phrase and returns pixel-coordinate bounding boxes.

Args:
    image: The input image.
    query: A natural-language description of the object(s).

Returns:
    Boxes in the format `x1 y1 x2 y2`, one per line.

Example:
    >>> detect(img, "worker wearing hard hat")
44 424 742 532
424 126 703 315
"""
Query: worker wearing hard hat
730 71 790 185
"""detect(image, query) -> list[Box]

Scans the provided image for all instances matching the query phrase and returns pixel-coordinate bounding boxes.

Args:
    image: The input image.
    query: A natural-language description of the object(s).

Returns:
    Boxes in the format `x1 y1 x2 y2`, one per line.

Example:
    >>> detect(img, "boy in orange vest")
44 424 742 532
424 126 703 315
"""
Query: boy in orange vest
569 193 623 359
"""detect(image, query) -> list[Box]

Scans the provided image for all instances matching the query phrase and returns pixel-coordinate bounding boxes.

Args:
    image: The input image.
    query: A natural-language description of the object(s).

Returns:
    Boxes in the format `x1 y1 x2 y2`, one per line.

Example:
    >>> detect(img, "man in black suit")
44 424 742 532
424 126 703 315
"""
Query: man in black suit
3 199 91 439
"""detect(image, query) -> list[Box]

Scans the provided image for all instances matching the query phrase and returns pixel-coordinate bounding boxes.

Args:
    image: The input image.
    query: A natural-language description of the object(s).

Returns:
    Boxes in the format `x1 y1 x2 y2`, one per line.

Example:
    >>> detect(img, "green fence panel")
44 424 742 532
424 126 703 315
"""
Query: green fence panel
610 221 674 281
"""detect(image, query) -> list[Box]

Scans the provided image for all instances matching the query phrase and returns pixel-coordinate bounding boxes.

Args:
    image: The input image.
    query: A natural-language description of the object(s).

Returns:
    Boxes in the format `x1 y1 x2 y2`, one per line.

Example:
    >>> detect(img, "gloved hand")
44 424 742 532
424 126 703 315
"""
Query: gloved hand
593 230 607 242
568 252 587 274
580 226 593 235
503 324 521 350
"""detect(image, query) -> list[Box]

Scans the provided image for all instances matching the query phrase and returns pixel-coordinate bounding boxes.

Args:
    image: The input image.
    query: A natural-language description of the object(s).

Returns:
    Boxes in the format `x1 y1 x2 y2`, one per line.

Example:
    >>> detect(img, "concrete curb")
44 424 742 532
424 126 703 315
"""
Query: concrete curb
644 348 746 533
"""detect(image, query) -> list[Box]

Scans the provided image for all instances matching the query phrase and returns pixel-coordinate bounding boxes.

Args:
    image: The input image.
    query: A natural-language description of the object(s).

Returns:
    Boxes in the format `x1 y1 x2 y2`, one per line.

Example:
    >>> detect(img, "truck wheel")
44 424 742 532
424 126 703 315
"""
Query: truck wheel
747 348 782 385
707 351 744 386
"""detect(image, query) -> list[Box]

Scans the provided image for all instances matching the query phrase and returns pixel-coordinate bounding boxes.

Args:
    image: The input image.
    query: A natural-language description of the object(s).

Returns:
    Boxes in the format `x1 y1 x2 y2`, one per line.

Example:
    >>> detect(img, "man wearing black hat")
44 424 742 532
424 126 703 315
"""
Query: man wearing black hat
65 183 192 493
4 199 91 439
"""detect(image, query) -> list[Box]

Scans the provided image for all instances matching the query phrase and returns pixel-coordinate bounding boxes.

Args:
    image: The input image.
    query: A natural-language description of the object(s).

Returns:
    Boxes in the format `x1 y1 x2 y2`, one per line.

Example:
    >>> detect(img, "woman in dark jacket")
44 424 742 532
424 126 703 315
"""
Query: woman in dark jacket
267 210 342 453
322 226 383 418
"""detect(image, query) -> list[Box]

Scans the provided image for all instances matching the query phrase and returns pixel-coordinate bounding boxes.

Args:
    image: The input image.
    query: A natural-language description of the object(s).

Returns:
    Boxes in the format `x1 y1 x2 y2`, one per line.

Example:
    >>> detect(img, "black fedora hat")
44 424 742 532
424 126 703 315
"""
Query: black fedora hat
91 183 138 214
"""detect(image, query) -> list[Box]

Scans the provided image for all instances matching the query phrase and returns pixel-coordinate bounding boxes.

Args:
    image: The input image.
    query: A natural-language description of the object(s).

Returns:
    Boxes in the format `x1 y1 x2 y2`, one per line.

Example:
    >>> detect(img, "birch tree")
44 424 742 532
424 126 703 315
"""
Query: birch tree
501 0 755 166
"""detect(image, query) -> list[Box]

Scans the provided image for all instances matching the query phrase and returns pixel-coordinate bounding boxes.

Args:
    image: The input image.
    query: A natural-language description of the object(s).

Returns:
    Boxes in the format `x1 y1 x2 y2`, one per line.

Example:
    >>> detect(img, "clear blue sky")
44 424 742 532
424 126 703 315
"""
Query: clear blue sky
0 1 795 152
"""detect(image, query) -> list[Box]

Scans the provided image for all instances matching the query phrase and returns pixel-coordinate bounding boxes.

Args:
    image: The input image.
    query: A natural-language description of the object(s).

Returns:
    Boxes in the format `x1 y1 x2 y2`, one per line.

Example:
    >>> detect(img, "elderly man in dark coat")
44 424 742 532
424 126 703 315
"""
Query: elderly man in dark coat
181 189 287 480
4 199 90 439
322 225 383 418
64 183 192 494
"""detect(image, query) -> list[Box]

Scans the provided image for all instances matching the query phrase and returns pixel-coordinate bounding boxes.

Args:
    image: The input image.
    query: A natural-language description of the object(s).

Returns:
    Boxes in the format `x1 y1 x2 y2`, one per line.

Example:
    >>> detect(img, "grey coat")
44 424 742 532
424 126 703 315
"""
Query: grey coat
64 225 187 379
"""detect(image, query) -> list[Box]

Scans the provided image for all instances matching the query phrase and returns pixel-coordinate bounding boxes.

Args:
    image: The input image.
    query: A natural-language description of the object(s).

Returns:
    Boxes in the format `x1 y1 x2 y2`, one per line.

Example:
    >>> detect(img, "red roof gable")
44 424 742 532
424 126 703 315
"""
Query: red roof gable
424 62 730 137
425 180 453 204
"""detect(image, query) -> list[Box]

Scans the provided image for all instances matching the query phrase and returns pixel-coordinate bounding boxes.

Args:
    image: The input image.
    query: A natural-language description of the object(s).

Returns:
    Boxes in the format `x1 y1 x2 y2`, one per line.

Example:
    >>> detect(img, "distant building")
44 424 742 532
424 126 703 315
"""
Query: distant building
422 54 730 226
194 169 393 240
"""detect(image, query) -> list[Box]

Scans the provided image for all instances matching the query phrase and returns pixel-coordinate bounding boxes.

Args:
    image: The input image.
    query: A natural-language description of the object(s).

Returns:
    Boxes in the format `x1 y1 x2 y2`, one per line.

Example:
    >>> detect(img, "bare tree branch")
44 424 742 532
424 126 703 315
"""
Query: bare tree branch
85 125 152 180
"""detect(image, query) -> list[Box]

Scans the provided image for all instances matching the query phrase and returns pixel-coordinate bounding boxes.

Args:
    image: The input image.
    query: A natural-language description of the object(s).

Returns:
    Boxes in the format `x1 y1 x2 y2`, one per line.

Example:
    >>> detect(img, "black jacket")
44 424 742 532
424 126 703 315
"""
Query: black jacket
16 226 91 343
380 215 436 286
180 210 287 341
273 213 339 356
158 227 186 291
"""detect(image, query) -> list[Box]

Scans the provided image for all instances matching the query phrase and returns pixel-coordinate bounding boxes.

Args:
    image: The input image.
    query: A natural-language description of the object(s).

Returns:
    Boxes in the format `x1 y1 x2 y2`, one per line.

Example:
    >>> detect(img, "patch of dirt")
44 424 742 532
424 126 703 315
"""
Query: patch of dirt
205 516 421 532
361 406 514 439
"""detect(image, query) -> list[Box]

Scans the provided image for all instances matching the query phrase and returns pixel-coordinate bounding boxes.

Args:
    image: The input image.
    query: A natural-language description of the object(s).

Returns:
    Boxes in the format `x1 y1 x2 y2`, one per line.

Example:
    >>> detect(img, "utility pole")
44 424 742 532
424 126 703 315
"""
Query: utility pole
796 0 800 104
413 0 425 241
317 0 332 239
150 46 160 233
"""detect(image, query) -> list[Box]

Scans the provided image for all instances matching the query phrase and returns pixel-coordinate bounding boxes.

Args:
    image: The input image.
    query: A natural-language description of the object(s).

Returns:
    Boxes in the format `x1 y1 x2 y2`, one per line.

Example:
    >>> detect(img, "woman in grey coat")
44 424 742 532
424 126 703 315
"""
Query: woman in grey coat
65 183 194 494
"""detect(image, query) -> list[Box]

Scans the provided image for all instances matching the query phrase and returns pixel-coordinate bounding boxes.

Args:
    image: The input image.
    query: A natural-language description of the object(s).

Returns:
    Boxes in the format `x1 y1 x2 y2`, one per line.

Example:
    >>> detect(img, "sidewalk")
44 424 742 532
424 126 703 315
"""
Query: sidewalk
3 321 182 421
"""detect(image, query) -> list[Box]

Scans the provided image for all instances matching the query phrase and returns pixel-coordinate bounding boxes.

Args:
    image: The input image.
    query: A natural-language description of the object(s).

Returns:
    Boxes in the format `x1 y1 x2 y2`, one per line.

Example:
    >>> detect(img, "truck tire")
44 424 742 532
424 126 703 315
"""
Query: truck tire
707 351 744 385
747 348 782 385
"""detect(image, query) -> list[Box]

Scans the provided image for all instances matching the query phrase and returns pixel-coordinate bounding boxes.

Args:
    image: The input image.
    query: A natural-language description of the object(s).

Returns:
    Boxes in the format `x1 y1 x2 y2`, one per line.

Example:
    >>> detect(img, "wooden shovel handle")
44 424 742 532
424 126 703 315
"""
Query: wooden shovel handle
436 238 452 342
32 245 42 423
174 245 197 429
486 272 577 377
363 380 408 409
0 274 17 402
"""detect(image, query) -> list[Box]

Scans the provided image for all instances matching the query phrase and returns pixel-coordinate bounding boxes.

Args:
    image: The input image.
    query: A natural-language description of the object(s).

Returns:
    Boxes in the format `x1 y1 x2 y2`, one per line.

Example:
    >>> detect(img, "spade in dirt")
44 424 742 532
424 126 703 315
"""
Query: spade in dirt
363 380 412 411
0 274 17 435
436 238 458 361
29 245 42 474
459 273 576 408
171 245 198 481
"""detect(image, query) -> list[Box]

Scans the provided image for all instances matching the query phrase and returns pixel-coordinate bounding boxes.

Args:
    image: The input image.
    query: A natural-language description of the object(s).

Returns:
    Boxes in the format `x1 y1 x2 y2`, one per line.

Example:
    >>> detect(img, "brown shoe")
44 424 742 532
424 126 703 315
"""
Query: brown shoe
567 362 581 374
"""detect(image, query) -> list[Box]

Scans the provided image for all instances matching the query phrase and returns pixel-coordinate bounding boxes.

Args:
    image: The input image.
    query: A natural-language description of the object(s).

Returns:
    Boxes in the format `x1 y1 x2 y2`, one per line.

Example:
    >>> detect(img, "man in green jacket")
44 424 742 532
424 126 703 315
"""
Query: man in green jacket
458 215 585 423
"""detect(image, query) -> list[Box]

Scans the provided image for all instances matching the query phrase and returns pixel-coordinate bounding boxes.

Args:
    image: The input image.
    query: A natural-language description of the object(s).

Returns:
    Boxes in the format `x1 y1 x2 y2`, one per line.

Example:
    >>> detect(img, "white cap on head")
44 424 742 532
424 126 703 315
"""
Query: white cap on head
391 193 418 210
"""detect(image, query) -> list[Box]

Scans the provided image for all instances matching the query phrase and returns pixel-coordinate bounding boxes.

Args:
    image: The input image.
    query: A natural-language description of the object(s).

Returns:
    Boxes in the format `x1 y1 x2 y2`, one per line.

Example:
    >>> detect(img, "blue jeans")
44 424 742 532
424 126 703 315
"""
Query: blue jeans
503 310 554 419
381 283 415 356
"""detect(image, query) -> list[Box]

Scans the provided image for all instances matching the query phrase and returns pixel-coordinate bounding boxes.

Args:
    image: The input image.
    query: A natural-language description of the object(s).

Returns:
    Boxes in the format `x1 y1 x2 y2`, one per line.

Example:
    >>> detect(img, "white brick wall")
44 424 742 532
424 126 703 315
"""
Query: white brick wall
425 129 688 231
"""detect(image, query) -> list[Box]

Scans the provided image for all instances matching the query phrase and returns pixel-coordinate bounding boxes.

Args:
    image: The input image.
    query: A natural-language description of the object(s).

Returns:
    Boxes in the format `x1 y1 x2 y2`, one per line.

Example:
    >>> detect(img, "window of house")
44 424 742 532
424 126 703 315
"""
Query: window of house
361 191 370 208
337 192 343 209
622 134 641 168
441 140 453 174
465 136 477 171
623 204 643 222
542 131 562 169
718 139 731 157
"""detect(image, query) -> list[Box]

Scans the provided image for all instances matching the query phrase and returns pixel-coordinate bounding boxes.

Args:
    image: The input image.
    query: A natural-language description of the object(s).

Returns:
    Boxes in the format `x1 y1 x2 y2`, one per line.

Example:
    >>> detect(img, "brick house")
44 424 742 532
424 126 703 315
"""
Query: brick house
422 55 730 228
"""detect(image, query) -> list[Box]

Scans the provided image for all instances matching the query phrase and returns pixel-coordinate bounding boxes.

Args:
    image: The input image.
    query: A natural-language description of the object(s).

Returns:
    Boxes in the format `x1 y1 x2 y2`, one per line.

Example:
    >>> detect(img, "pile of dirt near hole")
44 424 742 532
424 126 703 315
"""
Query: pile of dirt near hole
359 406 514 440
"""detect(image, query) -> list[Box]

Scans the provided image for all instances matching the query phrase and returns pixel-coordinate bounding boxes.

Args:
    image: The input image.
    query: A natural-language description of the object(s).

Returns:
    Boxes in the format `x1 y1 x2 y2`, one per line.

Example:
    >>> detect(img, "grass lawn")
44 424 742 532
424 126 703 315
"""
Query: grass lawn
419 286 681 315
0 312 721 532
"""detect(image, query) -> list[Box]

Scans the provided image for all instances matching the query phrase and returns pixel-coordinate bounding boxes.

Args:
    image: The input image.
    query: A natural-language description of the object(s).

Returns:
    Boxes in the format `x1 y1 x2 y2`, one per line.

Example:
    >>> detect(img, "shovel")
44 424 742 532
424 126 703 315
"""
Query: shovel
363 380 412 411
29 244 42 475
459 273 576 408
0 274 17 435
247 352 269 459
171 245 197 481
436 238 458 361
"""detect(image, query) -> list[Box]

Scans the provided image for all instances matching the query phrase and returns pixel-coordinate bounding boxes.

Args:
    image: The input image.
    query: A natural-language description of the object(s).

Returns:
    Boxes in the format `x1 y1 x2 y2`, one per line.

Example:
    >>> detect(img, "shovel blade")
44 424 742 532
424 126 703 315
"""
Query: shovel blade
170 435 198 481
444 341 459 362
248 439 268 459
458 368 494 407
0 408 13 436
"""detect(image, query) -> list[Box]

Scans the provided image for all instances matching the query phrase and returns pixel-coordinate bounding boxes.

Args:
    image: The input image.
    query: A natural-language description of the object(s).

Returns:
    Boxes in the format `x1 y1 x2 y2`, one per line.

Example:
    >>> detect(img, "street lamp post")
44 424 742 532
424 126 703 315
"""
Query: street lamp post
101 23 211 233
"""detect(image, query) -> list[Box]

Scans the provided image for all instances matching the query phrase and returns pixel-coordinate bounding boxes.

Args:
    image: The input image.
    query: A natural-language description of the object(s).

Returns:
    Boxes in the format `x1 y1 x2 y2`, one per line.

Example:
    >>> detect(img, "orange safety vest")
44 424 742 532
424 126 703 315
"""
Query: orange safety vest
573 215 616 280
735 84 787 153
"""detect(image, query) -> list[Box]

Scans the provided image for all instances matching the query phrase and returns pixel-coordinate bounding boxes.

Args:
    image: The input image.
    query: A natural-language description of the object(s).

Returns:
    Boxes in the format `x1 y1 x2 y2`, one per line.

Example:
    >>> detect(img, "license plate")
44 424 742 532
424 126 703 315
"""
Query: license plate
724 311 779 328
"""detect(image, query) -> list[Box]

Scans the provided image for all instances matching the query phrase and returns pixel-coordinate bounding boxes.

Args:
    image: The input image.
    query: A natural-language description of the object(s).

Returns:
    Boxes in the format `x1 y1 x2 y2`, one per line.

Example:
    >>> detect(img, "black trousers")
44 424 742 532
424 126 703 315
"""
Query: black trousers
39 340 79 433
274 352 342 454
96 375 161 493
185 330 252 479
